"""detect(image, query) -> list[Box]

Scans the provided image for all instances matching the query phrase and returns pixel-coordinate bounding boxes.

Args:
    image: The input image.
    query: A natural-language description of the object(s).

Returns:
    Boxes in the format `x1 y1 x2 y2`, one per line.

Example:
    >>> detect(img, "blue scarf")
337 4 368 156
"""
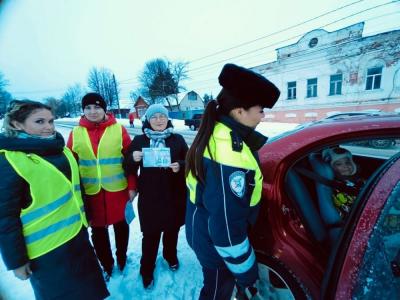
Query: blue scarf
16 131 57 140
143 127 173 148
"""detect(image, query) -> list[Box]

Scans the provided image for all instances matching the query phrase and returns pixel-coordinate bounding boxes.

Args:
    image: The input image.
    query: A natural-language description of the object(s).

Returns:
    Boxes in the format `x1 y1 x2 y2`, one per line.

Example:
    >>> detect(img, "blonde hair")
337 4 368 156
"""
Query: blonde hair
2 100 53 137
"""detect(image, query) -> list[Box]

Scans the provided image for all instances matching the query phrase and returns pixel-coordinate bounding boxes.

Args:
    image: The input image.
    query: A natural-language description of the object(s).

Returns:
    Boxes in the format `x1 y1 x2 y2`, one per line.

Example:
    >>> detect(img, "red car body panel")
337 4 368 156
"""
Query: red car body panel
256 114 400 299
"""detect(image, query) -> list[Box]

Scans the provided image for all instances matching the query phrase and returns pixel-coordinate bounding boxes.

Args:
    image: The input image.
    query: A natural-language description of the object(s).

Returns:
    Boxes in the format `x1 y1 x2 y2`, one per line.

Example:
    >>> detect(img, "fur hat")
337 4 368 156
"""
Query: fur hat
218 63 280 109
323 147 356 175
145 104 169 121
81 93 107 111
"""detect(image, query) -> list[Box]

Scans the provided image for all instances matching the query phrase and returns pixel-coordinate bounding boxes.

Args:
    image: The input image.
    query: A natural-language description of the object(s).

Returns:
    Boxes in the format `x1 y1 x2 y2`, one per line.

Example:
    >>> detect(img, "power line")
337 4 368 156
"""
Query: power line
186 43 396 93
189 0 365 63
187 0 398 73
183 23 400 89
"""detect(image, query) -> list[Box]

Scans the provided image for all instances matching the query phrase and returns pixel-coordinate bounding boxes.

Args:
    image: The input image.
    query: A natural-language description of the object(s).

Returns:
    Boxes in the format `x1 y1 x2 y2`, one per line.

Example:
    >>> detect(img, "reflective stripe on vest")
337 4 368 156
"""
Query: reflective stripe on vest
72 124 128 195
186 122 263 207
1 148 87 259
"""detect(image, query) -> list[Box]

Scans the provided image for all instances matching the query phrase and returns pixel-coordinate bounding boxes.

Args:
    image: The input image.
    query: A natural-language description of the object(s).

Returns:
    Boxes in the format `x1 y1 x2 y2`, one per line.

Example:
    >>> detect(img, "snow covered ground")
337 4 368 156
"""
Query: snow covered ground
0 118 298 300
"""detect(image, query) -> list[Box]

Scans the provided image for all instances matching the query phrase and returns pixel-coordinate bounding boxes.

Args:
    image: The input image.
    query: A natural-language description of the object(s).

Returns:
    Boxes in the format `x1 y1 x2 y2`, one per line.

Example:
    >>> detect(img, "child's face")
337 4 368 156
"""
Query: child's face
332 157 355 177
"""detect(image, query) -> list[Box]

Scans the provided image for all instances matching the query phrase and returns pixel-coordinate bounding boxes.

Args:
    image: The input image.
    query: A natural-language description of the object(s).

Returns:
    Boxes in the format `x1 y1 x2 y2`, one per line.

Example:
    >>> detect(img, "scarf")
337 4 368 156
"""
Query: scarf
218 115 267 152
143 127 174 148
16 131 57 140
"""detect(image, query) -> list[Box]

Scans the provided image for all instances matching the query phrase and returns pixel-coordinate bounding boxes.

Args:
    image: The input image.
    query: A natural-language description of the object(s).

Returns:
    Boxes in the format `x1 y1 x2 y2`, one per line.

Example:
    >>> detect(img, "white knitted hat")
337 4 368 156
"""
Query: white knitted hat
322 147 356 175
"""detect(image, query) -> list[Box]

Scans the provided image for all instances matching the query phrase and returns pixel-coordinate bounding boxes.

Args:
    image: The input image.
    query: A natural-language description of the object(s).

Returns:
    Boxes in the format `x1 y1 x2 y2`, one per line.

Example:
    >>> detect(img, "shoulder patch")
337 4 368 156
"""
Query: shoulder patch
229 171 246 198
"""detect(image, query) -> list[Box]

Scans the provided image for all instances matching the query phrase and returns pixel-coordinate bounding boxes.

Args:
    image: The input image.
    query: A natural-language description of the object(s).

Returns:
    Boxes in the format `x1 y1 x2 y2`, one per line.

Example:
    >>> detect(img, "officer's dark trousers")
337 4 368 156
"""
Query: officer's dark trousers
140 227 180 277
91 220 129 273
199 266 236 300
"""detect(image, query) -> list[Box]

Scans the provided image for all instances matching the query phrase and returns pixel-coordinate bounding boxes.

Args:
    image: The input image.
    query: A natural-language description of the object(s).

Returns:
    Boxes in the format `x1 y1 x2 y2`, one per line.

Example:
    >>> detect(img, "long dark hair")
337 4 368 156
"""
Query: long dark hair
185 88 241 184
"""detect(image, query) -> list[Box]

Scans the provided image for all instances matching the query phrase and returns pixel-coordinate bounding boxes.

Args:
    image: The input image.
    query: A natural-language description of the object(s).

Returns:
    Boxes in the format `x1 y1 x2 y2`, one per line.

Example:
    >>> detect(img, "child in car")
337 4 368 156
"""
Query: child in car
323 147 365 219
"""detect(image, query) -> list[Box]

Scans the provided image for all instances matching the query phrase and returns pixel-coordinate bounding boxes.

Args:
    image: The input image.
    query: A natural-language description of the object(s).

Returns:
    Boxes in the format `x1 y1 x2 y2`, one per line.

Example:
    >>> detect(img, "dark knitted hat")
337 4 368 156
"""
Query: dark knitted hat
218 63 280 109
81 93 107 111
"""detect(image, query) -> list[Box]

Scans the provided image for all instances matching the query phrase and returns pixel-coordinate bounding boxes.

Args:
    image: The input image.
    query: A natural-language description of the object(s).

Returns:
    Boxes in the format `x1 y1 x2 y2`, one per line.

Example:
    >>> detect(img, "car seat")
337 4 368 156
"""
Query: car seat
308 153 343 245
285 169 327 243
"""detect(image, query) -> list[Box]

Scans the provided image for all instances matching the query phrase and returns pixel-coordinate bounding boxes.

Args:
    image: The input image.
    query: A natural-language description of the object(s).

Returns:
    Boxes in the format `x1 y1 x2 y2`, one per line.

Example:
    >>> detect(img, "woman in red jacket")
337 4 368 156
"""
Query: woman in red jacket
67 93 137 281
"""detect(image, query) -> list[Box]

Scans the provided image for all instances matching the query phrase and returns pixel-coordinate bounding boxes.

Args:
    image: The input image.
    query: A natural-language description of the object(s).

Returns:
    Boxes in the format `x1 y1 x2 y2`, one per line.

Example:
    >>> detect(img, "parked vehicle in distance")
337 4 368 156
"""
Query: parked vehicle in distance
248 113 400 299
184 113 203 130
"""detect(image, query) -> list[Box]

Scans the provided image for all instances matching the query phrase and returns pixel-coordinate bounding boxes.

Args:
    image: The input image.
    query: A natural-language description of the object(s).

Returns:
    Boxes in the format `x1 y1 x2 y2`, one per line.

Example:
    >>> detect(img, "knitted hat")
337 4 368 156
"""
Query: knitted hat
81 93 107 112
323 147 356 175
145 104 169 121
218 63 280 109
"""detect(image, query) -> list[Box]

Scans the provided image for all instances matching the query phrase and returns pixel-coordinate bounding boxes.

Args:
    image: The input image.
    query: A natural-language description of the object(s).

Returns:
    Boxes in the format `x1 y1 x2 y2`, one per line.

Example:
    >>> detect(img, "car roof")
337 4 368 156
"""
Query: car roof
268 113 400 143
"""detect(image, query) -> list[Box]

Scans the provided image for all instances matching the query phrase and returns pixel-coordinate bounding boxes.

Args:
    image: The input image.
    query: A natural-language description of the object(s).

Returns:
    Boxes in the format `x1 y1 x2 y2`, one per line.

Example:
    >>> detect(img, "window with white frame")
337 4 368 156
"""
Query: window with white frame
307 78 318 98
287 81 296 100
366 67 383 90
329 74 343 95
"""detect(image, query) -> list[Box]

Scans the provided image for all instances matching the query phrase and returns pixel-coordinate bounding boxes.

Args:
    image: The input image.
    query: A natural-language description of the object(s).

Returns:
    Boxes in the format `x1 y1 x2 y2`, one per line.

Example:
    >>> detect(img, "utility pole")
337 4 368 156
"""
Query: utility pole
112 74 121 117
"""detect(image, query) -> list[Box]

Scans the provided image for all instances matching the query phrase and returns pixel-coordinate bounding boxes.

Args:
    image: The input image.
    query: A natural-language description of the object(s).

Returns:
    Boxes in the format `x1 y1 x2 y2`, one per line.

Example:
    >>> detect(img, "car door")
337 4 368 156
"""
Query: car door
322 153 400 299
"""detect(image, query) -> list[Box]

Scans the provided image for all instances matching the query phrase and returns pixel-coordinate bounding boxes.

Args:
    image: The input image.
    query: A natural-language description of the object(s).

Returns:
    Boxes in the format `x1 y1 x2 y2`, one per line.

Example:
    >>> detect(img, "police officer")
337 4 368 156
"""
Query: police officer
185 64 280 299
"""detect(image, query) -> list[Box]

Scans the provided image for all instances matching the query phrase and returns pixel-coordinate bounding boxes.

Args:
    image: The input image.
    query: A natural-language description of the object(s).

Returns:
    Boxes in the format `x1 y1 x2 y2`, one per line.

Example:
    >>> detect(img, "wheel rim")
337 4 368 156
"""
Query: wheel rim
257 263 296 300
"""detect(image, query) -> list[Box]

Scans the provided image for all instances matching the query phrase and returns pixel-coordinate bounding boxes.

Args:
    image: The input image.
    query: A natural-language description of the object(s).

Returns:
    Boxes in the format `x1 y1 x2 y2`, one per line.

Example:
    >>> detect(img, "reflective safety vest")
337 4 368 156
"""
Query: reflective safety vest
1 148 87 259
72 124 128 195
187 122 263 207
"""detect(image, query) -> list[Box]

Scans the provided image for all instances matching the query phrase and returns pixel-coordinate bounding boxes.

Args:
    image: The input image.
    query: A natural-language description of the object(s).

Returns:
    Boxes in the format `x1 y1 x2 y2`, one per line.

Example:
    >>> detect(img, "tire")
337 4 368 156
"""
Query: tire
255 253 308 300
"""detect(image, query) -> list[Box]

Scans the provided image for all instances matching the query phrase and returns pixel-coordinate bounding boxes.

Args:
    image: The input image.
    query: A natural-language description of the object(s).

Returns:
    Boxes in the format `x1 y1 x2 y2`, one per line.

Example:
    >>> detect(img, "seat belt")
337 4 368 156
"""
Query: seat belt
294 166 359 196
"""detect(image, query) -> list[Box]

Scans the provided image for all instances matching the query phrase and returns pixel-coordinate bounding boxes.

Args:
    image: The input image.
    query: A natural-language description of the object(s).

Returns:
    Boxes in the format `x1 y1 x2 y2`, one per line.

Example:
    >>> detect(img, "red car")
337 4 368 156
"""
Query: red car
250 113 400 299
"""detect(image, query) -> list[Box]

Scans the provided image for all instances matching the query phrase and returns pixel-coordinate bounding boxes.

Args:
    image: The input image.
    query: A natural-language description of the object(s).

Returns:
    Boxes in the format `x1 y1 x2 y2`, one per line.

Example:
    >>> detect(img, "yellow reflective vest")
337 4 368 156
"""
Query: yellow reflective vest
1 148 87 259
72 124 128 195
187 122 263 207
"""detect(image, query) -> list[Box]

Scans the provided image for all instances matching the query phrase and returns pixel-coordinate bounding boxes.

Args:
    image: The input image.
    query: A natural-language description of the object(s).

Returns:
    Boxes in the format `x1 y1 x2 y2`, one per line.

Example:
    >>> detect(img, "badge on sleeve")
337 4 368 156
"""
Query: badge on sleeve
229 171 246 198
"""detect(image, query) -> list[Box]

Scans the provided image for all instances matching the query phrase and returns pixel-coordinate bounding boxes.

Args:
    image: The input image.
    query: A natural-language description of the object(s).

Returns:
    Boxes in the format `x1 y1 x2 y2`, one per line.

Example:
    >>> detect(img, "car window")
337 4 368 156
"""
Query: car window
351 175 400 298
285 136 399 249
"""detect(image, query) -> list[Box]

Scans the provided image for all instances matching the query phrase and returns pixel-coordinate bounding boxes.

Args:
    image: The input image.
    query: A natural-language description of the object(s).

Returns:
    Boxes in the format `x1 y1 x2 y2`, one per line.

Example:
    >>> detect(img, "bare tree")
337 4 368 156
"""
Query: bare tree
62 83 85 116
0 72 12 115
87 67 119 108
138 58 187 110
44 97 66 118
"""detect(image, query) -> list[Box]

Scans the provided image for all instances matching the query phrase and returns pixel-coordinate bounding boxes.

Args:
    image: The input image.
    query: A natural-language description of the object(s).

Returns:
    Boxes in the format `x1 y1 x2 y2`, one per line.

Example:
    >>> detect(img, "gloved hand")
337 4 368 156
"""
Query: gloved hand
235 283 261 300
391 260 400 277
244 285 259 299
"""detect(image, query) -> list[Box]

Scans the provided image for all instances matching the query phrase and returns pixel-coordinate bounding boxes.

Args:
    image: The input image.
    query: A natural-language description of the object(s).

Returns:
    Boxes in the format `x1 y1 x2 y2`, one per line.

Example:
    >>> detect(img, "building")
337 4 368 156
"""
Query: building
133 96 149 119
179 91 204 111
252 22 400 123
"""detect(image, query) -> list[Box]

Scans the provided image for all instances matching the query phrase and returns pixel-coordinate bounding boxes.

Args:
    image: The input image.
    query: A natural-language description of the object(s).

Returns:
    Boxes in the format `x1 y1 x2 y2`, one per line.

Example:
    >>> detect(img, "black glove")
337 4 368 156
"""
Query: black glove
235 284 259 300
391 260 400 277
244 286 258 299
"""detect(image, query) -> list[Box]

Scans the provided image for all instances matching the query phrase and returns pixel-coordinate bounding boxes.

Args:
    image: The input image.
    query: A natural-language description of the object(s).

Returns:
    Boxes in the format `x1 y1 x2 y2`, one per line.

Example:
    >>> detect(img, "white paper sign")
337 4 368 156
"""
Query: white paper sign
142 147 171 167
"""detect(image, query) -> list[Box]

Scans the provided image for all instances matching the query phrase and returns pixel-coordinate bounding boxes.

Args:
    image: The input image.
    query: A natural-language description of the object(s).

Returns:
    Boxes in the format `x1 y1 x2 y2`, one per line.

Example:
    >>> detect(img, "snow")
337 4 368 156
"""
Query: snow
56 116 299 139
0 118 298 300
0 202 203 300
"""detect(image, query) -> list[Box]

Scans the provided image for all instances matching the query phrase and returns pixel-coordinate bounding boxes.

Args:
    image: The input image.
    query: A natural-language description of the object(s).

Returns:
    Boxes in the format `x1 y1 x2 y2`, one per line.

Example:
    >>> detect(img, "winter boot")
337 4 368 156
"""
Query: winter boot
117 255 127 272
142 275 154 289
165 257 179 271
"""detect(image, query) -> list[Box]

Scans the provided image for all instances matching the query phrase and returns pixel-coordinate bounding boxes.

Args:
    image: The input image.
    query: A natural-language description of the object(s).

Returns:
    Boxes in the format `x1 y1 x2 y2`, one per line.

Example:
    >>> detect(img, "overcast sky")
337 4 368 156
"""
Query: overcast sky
0 0 399 103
